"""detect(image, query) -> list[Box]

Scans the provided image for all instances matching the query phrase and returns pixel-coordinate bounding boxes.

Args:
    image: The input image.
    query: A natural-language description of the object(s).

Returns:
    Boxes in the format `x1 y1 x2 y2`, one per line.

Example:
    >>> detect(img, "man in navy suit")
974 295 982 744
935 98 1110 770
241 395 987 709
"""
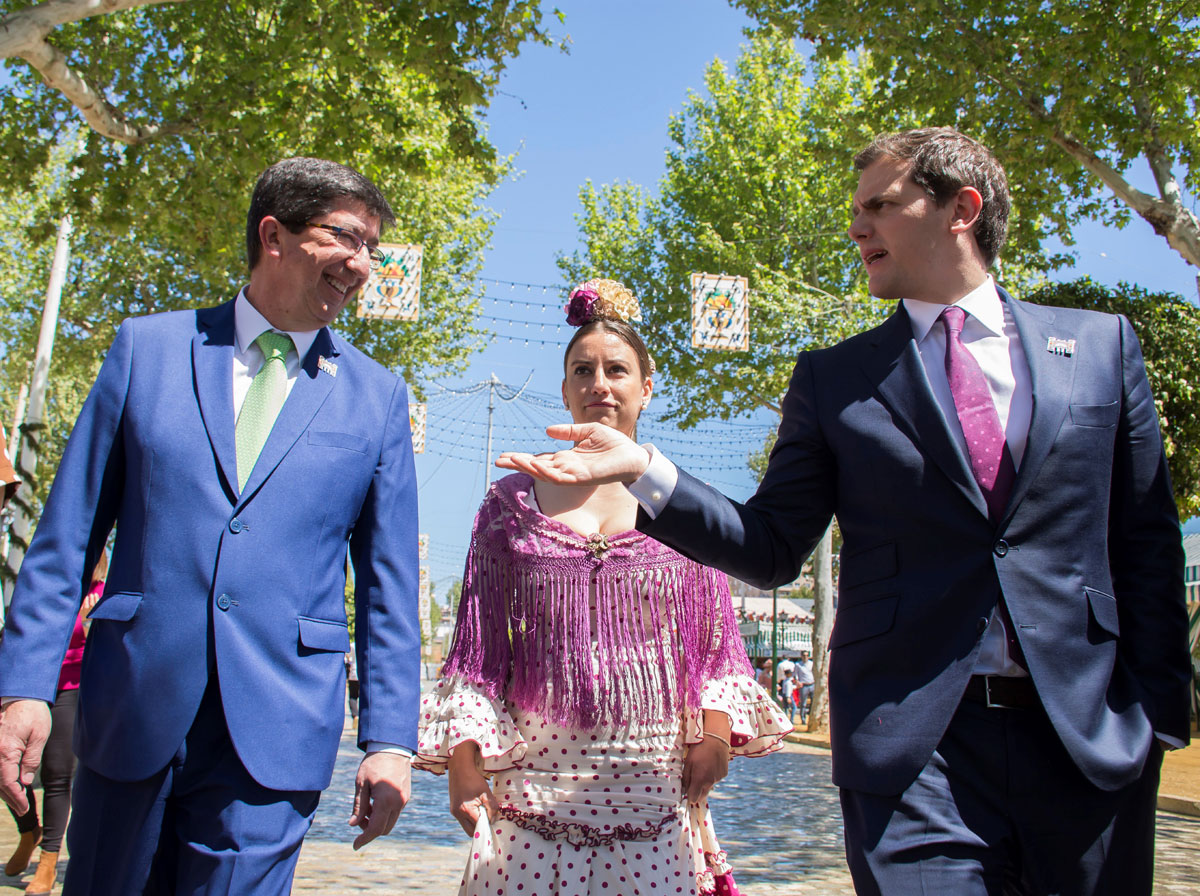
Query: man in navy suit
500 128 1190 893
0 158 420 894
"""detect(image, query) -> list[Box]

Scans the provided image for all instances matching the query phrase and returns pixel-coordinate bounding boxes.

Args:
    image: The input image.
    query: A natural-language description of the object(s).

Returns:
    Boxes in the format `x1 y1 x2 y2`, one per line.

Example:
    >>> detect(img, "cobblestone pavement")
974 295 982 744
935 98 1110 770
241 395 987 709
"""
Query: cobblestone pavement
3 723 1198 894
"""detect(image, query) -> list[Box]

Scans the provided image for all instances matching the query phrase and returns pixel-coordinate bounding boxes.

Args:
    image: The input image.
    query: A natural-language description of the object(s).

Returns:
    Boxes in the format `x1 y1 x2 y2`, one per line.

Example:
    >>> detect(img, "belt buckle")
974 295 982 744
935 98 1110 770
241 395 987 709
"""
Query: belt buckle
983 677 1009 709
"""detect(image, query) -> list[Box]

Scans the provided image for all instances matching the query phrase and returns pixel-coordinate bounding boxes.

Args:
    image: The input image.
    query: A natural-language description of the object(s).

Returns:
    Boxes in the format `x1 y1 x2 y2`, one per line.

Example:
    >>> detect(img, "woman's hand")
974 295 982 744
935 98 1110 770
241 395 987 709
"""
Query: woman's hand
683 734 730 806
447 743 499 836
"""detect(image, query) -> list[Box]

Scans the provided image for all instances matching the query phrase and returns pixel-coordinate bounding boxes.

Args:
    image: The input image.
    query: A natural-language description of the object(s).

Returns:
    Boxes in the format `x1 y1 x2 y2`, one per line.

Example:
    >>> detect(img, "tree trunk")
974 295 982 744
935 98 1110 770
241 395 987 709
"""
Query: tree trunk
806 523 834 733
2 216 71 610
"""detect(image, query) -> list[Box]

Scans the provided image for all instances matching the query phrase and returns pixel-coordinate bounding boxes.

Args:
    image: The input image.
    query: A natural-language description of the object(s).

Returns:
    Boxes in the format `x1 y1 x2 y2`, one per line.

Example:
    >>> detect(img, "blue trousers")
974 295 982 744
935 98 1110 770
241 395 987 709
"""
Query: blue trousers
63 681 320 895
841 697 1161 895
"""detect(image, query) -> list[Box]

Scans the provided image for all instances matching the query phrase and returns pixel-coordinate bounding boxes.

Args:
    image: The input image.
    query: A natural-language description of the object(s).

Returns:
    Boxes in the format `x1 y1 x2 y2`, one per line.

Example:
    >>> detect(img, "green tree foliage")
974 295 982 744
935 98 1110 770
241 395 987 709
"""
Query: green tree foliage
0 2 561 505
733 0 1200 269
561 35 894 422
1023 278 1200 518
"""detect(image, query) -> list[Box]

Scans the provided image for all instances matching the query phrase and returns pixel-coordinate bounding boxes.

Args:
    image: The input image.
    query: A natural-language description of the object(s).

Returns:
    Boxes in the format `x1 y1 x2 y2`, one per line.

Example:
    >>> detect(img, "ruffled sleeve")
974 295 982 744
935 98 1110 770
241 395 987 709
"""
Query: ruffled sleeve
684 674 791 757
414 676 528 775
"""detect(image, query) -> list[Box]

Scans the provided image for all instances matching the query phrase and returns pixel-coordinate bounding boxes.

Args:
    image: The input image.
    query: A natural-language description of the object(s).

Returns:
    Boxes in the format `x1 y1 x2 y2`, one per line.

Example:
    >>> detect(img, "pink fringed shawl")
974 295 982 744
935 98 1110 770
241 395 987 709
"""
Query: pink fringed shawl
442 473 752 731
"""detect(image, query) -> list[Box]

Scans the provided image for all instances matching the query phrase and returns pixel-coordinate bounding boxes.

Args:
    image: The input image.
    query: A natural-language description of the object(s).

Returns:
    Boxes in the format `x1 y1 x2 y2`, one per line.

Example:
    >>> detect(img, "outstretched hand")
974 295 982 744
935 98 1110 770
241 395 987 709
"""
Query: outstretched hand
496 423 649 485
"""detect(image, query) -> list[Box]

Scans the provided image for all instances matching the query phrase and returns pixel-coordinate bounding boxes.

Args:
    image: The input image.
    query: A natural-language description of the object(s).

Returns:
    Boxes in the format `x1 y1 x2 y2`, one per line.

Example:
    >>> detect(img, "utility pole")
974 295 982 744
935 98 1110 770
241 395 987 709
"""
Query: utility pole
3 216 71 610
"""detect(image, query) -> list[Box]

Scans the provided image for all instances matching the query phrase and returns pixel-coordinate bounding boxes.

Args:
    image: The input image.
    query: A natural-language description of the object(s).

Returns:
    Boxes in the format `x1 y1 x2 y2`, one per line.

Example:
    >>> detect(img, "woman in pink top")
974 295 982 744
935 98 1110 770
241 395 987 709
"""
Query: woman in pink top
5 553 106 893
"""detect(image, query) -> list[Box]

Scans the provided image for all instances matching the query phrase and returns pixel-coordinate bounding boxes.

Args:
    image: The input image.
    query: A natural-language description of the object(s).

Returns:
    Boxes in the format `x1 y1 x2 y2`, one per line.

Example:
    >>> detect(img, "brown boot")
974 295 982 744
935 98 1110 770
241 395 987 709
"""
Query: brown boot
4 826 41 876
25 850 58 895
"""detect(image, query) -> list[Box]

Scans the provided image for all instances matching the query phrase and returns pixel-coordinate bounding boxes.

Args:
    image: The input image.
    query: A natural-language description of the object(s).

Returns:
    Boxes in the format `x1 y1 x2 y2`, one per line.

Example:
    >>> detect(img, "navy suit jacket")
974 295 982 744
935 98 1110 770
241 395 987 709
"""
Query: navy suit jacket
641 291 1189 796
0 299 420 792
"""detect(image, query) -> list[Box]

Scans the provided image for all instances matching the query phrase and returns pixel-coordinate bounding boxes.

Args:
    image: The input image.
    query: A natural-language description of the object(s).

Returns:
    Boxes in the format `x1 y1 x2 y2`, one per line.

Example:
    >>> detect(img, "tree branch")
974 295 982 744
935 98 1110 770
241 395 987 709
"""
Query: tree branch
1048 129 1200 268
1 0 191 145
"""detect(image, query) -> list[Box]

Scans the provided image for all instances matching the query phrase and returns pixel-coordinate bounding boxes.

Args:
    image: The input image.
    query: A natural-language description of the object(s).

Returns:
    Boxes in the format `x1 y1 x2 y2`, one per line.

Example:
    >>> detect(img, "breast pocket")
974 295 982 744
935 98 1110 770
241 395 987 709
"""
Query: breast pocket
1069 402 1118 429
307 431 369 453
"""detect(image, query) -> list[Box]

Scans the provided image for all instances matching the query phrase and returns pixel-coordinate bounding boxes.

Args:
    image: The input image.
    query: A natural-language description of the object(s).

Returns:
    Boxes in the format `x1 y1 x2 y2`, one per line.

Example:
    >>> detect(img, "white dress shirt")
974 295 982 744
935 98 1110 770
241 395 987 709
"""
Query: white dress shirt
232 290 317 419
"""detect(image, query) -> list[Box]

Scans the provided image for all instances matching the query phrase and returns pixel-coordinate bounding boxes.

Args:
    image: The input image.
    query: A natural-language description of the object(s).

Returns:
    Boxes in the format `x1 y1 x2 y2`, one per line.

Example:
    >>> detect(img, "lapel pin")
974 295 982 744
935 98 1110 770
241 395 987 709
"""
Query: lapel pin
317 356 338 377
1046 336 1075 357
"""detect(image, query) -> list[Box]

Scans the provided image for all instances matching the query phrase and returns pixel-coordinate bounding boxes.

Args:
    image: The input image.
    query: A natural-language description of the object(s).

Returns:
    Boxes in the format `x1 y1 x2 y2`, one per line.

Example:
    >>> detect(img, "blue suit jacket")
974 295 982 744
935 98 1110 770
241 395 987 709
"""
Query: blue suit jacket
0 300 420 792
641 291 1190 796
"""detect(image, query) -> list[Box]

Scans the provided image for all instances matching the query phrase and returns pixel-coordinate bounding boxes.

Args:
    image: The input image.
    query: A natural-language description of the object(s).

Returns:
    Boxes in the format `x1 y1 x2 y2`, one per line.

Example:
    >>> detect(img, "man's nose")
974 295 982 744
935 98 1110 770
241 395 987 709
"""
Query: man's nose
847 214 867 242
346 245 373 276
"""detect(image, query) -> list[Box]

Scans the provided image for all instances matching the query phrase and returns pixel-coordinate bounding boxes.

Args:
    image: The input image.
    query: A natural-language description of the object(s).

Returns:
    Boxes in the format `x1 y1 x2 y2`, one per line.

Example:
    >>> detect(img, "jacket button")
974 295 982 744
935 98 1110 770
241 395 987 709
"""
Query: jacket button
229 518 244 533
993 539 1009 557
977 616 989 634
216 594 232 611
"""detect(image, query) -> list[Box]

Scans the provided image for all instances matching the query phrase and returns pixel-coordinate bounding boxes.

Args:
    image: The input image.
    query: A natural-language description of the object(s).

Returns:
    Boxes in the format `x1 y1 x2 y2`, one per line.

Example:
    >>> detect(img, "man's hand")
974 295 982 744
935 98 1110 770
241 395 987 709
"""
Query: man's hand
496 423 649 485
682 734 730 807
350 752 411 850
0 700 51 814
448 758 499 836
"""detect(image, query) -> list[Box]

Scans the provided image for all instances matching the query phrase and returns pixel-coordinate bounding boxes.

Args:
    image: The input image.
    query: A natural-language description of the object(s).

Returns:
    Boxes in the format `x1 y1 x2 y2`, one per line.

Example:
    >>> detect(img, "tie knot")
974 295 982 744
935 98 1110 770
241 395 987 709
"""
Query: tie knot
939 305 966 335
255 330 292 363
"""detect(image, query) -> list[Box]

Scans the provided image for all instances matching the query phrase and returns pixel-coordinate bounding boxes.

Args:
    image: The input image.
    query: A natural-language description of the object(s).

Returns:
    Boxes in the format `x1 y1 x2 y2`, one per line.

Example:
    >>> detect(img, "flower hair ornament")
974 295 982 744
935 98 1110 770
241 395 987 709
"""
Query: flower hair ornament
565 278 643 327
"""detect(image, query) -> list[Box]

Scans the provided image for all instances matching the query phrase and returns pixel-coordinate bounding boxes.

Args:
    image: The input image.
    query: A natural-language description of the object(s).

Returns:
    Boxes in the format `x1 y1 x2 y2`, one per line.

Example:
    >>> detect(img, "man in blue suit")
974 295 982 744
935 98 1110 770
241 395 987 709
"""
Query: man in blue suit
0 158 420 894
500 129 1190 893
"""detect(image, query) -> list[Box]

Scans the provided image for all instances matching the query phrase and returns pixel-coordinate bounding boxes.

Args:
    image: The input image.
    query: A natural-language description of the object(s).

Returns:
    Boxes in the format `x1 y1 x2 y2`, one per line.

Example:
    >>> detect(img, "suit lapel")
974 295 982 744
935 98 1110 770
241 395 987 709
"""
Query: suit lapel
192 301 239 501
863 306 987 518
238 328 339 502
1003 291 1075 519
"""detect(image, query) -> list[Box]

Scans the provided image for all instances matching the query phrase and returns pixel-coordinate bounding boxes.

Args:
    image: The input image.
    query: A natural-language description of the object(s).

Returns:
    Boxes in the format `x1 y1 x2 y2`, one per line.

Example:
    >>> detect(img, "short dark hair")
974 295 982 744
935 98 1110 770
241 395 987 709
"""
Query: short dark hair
854 127 1010 266
246 157 396 271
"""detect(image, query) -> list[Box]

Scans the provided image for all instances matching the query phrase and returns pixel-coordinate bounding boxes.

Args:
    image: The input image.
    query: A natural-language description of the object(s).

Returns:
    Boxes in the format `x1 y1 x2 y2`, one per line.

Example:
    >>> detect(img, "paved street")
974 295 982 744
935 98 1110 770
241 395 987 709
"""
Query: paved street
3 721 1199 894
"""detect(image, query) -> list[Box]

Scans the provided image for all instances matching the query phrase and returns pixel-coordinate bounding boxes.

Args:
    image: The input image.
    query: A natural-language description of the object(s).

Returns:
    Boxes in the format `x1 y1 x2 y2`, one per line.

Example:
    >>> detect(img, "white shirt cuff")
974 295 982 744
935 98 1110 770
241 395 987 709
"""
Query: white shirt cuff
1156 733 1186 751
626 443 678 519
364 742 413 757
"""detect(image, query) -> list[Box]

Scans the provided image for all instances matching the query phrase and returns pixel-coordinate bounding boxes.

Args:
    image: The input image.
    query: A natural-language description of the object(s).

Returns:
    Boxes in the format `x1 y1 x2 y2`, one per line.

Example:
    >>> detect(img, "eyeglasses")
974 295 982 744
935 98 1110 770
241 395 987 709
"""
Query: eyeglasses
308 223 386 269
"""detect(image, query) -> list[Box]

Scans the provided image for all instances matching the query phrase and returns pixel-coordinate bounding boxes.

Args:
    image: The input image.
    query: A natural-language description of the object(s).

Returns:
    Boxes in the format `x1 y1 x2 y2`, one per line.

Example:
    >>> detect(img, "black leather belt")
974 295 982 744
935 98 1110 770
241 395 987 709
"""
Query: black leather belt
963 675 1038 709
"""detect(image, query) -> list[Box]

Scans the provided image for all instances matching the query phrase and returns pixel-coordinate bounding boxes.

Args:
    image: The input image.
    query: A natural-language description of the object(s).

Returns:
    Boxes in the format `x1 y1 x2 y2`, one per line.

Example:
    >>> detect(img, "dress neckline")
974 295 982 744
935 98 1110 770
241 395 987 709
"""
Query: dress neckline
514 474 642 546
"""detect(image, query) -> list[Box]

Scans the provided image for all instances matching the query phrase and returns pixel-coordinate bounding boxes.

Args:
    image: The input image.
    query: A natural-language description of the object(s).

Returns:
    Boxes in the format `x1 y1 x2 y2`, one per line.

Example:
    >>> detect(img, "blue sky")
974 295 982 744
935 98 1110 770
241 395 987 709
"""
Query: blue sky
413 1 1200 595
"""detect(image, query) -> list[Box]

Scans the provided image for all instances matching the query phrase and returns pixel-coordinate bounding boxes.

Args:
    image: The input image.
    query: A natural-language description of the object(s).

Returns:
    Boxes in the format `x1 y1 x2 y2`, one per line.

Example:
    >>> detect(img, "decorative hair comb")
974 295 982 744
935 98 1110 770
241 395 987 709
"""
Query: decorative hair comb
564 278 643 327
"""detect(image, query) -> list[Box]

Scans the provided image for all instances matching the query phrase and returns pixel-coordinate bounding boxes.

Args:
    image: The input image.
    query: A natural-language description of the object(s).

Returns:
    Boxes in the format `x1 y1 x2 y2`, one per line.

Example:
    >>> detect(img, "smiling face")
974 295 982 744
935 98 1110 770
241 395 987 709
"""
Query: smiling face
562 330 652 439
847 156 967 304
252 199 381 331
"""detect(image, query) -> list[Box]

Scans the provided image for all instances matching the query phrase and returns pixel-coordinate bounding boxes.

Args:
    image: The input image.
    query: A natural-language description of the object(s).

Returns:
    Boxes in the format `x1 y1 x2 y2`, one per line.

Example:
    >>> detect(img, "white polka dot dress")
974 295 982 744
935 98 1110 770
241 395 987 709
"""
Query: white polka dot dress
417 675 789 895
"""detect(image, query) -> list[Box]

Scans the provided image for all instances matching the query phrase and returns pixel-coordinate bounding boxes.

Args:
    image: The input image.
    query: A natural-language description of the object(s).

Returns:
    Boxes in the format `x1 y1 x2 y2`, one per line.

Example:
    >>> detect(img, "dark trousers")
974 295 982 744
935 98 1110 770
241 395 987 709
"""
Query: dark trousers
63 681 320 896
840 697 1161 895
8 688 78 853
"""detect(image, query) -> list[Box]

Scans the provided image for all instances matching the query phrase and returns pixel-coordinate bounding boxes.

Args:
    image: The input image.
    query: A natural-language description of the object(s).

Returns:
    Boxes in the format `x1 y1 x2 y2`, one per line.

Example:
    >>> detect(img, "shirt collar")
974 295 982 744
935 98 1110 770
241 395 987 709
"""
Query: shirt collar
234 289 320 362
902 275 1003 342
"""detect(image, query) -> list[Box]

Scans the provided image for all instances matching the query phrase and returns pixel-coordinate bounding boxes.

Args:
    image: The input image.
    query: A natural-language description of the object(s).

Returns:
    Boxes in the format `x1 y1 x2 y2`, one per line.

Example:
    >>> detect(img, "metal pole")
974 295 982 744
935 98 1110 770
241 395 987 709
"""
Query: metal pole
771 586 779 705
483 374 498 497
3 215 71 609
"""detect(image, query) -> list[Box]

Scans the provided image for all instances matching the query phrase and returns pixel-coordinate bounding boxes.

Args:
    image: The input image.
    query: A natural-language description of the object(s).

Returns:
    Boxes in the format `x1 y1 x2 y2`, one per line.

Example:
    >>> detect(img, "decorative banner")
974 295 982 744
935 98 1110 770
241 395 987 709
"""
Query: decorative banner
418 533 429 561
690 272 750 351
418 566 431 642
357 243 423 320
410 402 426 454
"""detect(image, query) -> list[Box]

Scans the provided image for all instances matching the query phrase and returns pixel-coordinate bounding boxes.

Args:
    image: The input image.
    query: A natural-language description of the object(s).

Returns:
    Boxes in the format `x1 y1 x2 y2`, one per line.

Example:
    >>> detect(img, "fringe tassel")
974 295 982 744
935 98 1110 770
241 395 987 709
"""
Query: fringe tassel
442 475 752 731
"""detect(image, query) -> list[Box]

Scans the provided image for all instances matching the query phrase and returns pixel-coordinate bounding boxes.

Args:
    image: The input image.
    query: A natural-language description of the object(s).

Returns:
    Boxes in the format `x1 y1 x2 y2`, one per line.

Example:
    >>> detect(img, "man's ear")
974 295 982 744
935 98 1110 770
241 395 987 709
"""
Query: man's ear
949 186 983 236
258 216 285 260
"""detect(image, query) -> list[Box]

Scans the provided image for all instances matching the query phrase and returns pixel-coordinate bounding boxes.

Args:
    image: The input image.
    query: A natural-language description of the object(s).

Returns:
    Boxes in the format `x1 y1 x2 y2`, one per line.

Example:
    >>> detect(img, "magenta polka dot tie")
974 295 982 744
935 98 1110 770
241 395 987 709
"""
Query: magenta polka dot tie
940 306 1015 520
941 305 1026 668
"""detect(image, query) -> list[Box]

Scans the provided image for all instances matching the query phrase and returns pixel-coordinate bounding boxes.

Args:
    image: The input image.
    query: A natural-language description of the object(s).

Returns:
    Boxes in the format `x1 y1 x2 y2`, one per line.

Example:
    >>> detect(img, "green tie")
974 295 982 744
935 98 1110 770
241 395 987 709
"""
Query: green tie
236 330 293 490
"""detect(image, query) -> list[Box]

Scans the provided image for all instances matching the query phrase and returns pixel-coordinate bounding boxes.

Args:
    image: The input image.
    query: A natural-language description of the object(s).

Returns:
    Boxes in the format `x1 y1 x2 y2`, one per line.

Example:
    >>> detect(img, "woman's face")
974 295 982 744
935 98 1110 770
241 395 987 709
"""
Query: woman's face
562 330 652 439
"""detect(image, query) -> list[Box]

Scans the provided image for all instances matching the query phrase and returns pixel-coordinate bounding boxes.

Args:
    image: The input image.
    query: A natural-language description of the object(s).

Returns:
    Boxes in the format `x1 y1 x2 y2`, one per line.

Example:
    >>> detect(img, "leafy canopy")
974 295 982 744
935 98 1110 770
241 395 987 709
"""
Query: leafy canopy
732 0 1200 268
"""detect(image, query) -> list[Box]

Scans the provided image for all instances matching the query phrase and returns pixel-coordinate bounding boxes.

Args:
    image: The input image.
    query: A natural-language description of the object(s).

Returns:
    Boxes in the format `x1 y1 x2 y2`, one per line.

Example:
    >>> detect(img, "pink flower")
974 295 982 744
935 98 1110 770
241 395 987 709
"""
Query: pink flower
565 288 600 326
